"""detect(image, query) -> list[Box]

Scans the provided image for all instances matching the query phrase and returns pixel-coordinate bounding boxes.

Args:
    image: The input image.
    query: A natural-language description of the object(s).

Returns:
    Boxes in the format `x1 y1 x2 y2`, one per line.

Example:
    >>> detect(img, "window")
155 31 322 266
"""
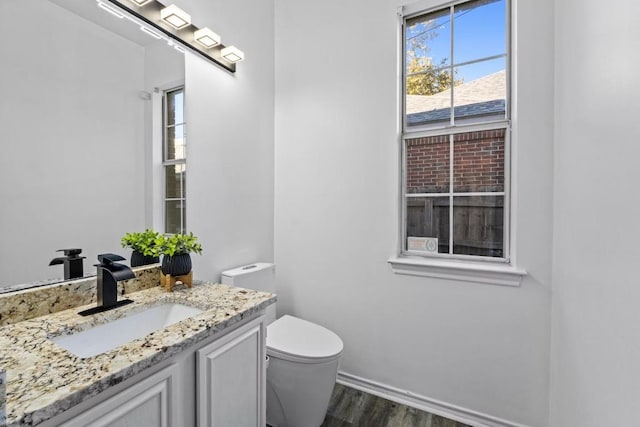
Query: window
402 0 510 261
163 86 186 234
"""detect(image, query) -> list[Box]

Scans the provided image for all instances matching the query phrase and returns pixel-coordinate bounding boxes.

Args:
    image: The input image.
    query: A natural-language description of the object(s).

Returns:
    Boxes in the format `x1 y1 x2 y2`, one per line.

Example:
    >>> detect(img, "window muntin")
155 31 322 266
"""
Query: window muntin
163 87 186 234
402 0 509 261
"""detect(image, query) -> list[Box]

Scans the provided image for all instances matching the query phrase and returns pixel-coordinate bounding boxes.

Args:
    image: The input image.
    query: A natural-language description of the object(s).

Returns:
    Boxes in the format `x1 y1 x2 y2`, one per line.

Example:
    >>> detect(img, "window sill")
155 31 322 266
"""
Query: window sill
388 256 527 287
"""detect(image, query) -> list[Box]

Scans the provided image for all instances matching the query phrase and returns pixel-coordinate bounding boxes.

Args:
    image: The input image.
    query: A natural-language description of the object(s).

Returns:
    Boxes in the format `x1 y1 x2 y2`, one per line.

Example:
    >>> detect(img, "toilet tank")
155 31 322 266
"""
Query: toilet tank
221 263 275 293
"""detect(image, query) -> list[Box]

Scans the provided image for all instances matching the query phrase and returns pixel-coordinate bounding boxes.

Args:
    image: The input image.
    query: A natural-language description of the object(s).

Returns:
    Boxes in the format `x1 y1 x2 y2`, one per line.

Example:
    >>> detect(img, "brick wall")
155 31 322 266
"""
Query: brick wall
406 129 505 193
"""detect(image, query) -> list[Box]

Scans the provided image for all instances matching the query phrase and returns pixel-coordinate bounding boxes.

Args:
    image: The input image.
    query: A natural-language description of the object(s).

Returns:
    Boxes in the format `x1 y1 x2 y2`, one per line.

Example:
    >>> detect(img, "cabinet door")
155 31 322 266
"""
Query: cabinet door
61 364 179 427
197 316 266 427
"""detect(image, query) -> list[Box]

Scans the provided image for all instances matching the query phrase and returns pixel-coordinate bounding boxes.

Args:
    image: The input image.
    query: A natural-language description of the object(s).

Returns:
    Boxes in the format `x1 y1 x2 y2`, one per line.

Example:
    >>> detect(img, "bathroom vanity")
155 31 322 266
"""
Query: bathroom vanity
0 269 275 426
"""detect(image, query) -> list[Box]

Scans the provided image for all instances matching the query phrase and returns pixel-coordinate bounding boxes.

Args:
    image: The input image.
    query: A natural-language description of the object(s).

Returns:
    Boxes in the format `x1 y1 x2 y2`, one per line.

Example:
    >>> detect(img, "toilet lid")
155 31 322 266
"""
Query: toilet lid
267 315 343 362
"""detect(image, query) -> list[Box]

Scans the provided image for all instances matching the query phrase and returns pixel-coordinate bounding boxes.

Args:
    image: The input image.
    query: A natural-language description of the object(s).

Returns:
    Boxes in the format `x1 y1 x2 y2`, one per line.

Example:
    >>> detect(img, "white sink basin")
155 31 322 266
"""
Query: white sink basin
51 303 203 358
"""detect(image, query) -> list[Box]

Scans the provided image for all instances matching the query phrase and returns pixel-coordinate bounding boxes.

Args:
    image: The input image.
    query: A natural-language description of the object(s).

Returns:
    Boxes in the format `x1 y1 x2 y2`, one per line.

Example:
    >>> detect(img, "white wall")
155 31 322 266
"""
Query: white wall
274 0 553 425
550 0 640 425
176 0 275 281
0 0 146 286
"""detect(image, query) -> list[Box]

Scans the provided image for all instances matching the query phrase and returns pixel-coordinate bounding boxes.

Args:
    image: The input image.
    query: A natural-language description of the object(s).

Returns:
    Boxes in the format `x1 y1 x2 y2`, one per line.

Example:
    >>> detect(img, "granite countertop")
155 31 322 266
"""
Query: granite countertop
0 282 275 426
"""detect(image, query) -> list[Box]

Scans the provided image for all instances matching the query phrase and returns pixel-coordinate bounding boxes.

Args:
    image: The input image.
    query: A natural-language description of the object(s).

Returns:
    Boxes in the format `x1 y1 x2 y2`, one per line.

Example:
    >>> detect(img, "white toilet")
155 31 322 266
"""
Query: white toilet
221 263 343 427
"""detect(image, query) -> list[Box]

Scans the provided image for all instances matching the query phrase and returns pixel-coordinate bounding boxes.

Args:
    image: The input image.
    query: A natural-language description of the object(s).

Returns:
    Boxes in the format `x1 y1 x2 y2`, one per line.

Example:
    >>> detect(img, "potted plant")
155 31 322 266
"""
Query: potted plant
121 229 162 267
160 232 203 277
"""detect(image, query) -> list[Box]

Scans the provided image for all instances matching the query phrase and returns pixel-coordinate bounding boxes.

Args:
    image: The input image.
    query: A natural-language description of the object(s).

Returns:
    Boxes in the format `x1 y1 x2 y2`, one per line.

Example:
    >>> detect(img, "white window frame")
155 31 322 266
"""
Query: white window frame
390 0 526 286
163 85 187 235
151 83 187 235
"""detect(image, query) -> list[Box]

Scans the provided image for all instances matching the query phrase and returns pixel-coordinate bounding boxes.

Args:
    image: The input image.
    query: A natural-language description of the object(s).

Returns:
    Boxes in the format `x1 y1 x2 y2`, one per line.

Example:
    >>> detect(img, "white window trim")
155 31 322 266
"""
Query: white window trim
388 256 526 286
393 0 526 285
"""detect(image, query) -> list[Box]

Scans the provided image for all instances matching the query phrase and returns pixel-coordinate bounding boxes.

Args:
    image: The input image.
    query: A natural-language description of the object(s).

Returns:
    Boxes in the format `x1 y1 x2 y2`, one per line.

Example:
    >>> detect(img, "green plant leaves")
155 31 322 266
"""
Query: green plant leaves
162 232 203 257
121 229 162 257
121 229 202 257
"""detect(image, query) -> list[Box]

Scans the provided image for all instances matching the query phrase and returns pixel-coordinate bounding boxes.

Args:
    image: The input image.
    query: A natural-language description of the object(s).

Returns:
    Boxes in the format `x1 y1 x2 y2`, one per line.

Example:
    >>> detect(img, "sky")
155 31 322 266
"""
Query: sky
406 0 506 83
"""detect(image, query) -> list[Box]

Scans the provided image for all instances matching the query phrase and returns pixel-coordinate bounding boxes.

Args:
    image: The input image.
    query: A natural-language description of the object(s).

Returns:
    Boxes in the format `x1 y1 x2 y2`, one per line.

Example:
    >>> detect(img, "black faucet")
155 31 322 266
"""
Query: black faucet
49 248 86 280
78 253 135 316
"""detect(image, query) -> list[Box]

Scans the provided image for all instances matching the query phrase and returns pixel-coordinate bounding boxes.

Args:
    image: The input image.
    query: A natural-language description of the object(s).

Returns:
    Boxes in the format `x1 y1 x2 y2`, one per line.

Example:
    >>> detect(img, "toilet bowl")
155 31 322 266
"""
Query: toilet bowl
266 315 343 427
220 264 344 427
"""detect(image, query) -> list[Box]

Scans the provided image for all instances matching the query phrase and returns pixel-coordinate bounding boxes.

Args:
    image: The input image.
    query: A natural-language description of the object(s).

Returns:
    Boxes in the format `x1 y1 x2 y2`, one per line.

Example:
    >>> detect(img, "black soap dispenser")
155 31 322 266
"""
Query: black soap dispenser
49 248 86 280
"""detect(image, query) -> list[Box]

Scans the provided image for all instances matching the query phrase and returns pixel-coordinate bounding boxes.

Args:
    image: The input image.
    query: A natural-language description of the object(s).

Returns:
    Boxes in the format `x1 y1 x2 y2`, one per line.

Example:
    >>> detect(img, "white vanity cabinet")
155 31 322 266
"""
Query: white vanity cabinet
42 314 267 427
197 316 266 427
59 364 179 427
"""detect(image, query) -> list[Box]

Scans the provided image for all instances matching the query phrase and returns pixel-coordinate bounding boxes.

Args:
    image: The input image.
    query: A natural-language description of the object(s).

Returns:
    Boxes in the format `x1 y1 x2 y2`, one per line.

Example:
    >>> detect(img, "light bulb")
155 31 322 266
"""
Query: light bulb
221 46 244 63
194 28 221 48
160 4 191 30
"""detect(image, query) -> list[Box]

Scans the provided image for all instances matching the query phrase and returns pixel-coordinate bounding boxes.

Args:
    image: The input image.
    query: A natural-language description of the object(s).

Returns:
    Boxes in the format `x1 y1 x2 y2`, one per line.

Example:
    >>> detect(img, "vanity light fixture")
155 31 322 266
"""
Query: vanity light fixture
221 46 244 63
167 39 186 53
194 28 221 48
98 0 244 72
140 26 162 39
97 1 125 18
160 4 191 29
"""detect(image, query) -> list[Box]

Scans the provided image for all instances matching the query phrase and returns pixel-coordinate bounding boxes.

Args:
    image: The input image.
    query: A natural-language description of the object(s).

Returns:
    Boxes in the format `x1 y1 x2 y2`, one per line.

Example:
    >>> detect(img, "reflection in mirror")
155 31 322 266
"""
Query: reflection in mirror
163 87 187 234
0 0 185 291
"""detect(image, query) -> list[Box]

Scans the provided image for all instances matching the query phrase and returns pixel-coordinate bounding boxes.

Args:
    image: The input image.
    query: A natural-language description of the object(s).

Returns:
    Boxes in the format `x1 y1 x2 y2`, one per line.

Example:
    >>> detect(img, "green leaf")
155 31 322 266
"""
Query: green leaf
120 229 162 257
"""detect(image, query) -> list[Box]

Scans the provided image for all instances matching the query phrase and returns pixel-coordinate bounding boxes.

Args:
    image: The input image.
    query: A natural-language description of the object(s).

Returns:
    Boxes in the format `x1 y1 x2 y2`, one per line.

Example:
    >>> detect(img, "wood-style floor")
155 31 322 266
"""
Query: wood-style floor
320 383 472 427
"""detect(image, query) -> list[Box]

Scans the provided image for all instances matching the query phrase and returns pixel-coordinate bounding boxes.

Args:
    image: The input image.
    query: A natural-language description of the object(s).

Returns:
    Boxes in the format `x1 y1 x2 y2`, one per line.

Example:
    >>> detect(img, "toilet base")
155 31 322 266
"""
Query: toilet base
266 355 340 427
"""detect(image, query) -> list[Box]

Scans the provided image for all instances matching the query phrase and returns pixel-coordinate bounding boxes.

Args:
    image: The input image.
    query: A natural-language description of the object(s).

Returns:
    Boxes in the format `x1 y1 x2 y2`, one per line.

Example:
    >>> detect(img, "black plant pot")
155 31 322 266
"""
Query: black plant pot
161 253 192 276
131 250 160 267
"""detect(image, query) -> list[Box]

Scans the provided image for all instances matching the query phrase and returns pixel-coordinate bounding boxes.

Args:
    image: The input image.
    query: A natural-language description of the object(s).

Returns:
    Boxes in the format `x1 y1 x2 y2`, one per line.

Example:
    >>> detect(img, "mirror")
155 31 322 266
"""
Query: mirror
0 0 185 291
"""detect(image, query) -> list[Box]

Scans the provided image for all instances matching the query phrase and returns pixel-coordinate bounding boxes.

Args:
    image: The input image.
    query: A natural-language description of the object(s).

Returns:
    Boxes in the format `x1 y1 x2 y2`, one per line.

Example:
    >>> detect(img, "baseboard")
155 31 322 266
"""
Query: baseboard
336 371 530 427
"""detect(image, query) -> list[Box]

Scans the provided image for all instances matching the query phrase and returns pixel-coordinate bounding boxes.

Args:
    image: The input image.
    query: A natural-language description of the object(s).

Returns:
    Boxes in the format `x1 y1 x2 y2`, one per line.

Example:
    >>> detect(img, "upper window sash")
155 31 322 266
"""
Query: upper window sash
402 0 511 133
163 87 186 162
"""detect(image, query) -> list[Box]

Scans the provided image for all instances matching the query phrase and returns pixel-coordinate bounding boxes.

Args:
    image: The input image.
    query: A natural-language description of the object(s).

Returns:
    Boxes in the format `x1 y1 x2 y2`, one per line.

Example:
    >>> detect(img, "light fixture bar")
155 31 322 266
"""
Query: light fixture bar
102 0 241 72
97 1 125 18
140 26 162 39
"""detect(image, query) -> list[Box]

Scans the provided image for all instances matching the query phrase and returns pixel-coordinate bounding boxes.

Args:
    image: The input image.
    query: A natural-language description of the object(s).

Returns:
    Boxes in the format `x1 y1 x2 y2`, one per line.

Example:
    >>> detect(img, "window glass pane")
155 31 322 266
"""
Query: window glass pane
405 8 452 128
453 0 506 65
406 67 452 127
166 89 184 126
166 124 186 160
453 129 505 193
452 57 506 124
453 195 503 257
165 200 185 235
406 135 450 194
406 8 451 69
406 196 450 254
165 163 185 199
